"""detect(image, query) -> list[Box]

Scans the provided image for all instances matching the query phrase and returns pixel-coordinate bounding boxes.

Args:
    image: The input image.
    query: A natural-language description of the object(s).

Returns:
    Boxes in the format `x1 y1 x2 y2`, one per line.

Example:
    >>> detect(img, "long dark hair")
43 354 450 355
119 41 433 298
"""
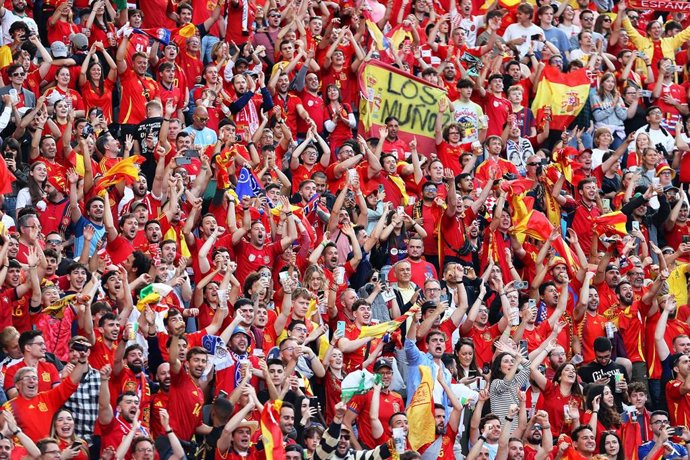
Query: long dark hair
86 60 105 96
553 363 583 397
490 352 513 383
454 338 479 378
599 431 624 460
27 161 46 204
585 384 621 429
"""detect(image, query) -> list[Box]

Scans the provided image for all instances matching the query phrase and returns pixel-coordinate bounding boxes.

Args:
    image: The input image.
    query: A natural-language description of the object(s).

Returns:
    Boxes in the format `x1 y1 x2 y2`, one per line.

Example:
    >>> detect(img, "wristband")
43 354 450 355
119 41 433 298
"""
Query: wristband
541 425 551 430
166 429 174 434
12 429 19 436
478 435 487 442
505 417 514 422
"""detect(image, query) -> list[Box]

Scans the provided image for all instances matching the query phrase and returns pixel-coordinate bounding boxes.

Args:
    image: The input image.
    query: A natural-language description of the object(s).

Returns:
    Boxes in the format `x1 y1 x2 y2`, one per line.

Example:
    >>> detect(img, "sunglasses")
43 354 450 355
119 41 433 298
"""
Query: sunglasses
197 117 209 121
46 239 62 245
527 162 540 166
11 72 25 77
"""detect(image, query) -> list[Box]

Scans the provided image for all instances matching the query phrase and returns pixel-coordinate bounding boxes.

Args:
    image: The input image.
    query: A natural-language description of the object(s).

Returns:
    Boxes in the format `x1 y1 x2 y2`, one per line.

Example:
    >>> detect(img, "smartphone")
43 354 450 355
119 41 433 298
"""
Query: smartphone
336 321 346 336
482 363 490 375
632 221 640 232
518 340 528 356
601 198 611 210
629 165 638 172
70 441 82 450
676 65 684 72
397 206 404 216
672 426 684 436
683 235 690 244
530 34 541 40
218 390 228 399
184 149 200 159
640 90 652 98
468 369 479 378
308 396 320 410
175 157 192 166
348 170 358 182
636 51 645 57
515 281 528 290
537 364 546 374
528 299 536 309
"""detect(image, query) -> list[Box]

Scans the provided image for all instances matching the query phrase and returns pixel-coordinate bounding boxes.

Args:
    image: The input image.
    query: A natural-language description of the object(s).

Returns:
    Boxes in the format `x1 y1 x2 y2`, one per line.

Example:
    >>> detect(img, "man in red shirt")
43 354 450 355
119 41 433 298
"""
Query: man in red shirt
232 207 297 285
300 72 326 135
336 300 381 373
343 358 404 450
99 391 150 455
4 330 60 399
166 335 208 444
479 75 511 137
389 237 438 287
2 358 87 441
380 116 409 161
112 341 152 429
553 177 602 257
666 353 690 426
648 58 688 135
269 73 312 137
116 33 162 135
475 136 519 182
460 284 507 368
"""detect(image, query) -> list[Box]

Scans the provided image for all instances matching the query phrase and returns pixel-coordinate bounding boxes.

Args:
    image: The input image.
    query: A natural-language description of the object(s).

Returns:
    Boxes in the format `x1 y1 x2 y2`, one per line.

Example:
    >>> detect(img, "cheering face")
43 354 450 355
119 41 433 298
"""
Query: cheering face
156 362 171 391
353 303 372 325
132 440 155 460
574 429 596 454
279 407 295 434
126 349 145 373
187 353 208 379
232 427 252 450
54 410 75 440
17 370 39 398
0 438 11 460
250 222 266 246
508 440 525 460
230 333 249 354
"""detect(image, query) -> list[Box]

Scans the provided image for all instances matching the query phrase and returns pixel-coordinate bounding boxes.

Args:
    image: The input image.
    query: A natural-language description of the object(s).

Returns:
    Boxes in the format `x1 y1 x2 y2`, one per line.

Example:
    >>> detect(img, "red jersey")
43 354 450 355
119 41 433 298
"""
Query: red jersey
321 65 357 107
535 380 580 437
233 240 283 286
667 379 690 427
80 79 115 124
603 300 647 363
464 323 501 369
99 415 149 459
338 323 380 373
482 92 511 137
167 369 204 441
0 288 18 332
118 70 161 125
576 311 607 363
290 164 325 194
300 92 326 133
348 389 404 449
110 368 152 428
88 334 116 370
438 142 466 175
273 92 303 138
382 137 409 161
568 200 602 257
3 378 78 441
522 321 553 354
3 359 59 394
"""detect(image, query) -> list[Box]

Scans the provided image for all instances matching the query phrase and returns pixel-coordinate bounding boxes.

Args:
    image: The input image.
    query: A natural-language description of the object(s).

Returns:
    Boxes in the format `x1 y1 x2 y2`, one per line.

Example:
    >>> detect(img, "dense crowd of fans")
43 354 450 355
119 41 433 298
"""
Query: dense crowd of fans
0 0 690 458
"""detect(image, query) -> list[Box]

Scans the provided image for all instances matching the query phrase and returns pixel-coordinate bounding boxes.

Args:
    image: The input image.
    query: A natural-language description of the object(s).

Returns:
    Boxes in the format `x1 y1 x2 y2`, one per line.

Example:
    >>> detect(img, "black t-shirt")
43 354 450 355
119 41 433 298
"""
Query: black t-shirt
135 116 164 184
578 360 629 411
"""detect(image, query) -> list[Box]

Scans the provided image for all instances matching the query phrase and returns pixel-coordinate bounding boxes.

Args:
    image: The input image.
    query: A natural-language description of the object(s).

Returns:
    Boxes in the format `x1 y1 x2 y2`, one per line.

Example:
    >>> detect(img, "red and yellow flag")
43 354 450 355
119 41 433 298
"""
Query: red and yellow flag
358 305 420 339
92 155 144 196
260 400 285 460
593 211 628 238
406 365 436 451
532 66 591 131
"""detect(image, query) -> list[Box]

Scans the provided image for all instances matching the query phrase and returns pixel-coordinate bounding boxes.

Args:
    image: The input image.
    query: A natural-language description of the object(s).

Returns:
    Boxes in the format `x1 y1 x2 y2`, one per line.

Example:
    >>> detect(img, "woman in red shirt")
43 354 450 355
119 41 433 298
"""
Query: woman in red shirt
50 409 89 460
44 66 85 119
79 42 117 124
84 0 118 51
324 84 356 152
47 1 79 44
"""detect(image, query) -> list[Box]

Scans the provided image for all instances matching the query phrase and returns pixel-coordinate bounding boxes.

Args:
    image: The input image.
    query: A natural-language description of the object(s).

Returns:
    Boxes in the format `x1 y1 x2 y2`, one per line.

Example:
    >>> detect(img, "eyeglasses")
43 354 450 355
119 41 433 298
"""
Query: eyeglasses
527 162 540 166
628 15 639 20
197 117 209 121
292 327 307 333
20 375 38 382
652 420 669 425
581 16 594 21
135 447 154 453
603 17 611 22
11 72 25 77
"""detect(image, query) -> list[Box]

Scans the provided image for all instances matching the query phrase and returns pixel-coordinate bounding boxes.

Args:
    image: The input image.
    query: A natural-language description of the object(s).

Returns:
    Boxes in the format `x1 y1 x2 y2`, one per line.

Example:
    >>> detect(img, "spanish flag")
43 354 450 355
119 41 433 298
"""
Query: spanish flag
621 419 643 460
92 155 144 196
365 19 388 51
531 66 591 131
261 400 285 460
358 305 420 339
406 365 436 451
593 211 628 238
43 294 76 319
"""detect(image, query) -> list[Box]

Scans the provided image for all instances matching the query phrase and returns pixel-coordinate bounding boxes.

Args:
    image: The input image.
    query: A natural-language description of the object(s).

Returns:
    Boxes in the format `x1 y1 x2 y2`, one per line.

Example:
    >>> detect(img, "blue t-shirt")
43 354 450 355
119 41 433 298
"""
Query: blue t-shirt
639 440 687 459
72 216 105 259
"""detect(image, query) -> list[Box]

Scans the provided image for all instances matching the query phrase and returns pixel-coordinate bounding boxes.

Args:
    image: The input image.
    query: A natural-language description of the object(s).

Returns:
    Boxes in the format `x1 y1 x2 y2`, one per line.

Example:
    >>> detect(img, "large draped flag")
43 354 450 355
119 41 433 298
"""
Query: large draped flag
407 365 436 451
359 60 451 153
43 294 76 318
358 304 420 339
0 156 15 194
621 419 642 460
261 400 285 460
593 211 628 238
92 155 144 196
531 66 590 131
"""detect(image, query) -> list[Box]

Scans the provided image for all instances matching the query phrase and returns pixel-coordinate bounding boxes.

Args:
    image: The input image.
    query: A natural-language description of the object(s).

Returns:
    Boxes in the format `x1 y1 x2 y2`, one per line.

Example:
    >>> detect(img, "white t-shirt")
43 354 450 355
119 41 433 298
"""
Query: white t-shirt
503 23 545 58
